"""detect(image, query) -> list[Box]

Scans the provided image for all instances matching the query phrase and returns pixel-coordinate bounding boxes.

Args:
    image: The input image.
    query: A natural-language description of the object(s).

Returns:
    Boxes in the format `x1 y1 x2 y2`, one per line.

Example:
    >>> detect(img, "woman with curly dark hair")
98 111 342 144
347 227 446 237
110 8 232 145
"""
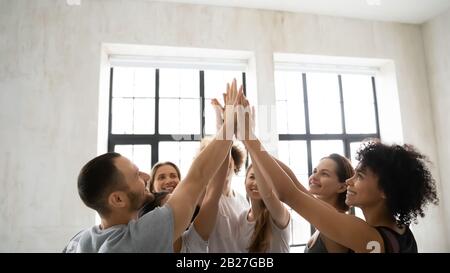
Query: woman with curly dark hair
343 141 439 252
240 93 439 252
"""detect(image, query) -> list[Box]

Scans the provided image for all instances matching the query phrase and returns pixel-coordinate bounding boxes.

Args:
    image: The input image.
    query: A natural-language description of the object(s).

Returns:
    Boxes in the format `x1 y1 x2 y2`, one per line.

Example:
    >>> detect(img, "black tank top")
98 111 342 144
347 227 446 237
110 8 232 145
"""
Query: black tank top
304 234 328 253
304 226 417 253
376 226 417 253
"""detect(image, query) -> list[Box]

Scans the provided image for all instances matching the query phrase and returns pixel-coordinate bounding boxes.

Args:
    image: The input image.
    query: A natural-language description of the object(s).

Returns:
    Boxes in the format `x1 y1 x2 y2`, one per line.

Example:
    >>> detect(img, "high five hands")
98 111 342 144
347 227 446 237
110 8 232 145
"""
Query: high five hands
212 78 255 141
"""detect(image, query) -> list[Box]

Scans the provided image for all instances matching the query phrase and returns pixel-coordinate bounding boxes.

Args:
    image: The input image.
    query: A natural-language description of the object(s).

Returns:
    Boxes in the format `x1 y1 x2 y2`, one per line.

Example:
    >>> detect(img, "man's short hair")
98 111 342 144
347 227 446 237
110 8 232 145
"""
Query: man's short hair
77 152 127 216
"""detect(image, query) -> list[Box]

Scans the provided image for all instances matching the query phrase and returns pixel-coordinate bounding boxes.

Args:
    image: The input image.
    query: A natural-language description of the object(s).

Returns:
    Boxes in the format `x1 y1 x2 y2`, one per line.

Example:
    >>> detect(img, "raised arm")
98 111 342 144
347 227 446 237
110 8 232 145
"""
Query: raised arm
193 153 230 240
244 140 294 201
251 156 290 229
281 186 384 252
271 157 309 194
167 80 242 241
190 94 235 241
238 97 384 253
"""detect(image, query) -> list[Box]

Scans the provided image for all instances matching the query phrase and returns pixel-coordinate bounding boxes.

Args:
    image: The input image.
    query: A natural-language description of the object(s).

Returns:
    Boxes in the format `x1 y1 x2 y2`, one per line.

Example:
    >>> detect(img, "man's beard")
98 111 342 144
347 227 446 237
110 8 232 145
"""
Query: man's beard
138 191 170 217
127 190 151 212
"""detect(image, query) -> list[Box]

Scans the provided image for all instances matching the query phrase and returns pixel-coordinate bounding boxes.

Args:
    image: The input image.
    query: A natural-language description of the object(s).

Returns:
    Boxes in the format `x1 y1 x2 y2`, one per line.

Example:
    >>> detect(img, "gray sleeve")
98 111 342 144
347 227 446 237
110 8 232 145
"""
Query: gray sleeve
181 224 208 253
62 230 85 253
129 205 174 253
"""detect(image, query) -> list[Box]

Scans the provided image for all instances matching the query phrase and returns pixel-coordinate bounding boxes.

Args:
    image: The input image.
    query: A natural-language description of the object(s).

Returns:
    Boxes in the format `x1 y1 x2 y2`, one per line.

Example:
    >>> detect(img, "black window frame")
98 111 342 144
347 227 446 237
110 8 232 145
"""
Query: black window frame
279 72 381 248
107 67 246 167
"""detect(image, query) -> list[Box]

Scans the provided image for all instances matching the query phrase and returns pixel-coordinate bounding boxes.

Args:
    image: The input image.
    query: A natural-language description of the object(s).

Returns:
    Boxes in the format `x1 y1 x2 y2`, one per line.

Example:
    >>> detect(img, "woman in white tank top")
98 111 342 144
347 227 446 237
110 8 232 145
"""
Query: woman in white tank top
236 164 291 252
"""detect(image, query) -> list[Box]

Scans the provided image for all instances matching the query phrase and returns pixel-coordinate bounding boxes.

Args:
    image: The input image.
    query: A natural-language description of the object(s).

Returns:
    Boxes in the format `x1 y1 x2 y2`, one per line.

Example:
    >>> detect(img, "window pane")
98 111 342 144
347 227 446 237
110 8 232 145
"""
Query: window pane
112 98 155 134
306 73 342 133
286 99 305 134
204 70 243 99
114 145 152 172
159 141 200 178
159 99 200 134
291 210 311 245
350 141 363 168
276 101 288 133
159 68 199 98
278 141 309 189
113 67 155 98
112 67 134 98
342 74 377 134
133 98 155 134
275 71 305 134
112 98 133 134
114 145 132 159
133 68 155 98
310 140 344 168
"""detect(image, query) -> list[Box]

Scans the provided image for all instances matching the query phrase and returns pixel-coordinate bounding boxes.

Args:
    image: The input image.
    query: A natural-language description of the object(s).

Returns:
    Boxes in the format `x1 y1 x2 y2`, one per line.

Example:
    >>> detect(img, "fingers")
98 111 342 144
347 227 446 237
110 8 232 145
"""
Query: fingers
211 98 224 110
224 78 238 105
234 88 244 106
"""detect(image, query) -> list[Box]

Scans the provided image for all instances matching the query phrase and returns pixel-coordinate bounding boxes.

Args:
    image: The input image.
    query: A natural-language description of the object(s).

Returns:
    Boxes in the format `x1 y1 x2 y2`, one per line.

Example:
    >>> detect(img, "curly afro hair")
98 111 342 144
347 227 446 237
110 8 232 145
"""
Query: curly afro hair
356 141 439 226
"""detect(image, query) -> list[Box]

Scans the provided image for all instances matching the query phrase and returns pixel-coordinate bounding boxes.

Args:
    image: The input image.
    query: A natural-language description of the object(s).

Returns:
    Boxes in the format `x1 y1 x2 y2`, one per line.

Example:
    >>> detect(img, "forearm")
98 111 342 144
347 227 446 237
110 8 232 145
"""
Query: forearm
244 139 298 203
193 156 229 240
251 158 290 228
272 157 309 194
286 187 379 252
184 126 232 192
168 123 232 240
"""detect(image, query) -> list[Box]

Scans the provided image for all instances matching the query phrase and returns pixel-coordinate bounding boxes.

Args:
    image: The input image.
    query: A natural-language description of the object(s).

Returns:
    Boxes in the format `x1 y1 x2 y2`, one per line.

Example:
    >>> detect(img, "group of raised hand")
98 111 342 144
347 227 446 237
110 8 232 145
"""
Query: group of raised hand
211 78 256 141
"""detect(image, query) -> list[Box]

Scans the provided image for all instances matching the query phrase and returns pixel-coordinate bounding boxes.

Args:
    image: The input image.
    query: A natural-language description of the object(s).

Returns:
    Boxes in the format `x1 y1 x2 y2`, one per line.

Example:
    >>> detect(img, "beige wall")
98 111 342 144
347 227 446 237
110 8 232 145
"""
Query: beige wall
0 0 447 251
423 7 450 249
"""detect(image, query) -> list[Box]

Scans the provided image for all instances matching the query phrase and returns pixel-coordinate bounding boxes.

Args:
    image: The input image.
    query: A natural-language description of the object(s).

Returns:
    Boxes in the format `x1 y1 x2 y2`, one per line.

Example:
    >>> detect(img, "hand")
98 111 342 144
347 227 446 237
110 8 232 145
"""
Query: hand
220 79 243 140
211 98 224 132
223 78 243 128
236 94 256 141
223 78 241 106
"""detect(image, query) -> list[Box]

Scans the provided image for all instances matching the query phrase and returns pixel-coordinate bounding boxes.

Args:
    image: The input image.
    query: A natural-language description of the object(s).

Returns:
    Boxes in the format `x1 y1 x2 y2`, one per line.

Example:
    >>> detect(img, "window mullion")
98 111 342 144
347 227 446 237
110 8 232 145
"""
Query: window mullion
200 70 205 138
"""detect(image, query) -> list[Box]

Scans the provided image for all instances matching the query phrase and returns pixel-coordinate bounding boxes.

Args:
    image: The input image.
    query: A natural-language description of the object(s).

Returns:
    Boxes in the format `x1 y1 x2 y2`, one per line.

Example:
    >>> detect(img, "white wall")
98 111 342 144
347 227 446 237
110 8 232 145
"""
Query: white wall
423 7 450 249
0 0 447 252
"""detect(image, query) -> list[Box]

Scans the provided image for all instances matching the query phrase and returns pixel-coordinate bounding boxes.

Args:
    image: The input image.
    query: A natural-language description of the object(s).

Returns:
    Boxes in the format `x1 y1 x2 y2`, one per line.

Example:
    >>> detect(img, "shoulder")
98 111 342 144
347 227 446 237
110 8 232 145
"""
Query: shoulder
375 226 417 253
62 228 93 253
270 214 290 231
126 206 174 252
134 205 174 230
131 205 174 238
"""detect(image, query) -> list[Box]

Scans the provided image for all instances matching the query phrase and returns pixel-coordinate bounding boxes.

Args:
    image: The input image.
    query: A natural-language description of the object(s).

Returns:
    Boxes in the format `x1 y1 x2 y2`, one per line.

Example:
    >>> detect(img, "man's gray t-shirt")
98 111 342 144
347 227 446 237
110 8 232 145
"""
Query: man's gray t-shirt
63 205 173 253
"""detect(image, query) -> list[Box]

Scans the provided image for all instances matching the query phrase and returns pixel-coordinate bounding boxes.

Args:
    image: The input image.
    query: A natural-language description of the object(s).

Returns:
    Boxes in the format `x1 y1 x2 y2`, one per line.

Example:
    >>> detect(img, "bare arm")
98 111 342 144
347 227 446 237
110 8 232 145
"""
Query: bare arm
285 187 384 252
271 157 309 194
191 91 235 240
193 153 230 240
167 80 242 241
238 95 383 252
251 156 290 229
243 139 298 203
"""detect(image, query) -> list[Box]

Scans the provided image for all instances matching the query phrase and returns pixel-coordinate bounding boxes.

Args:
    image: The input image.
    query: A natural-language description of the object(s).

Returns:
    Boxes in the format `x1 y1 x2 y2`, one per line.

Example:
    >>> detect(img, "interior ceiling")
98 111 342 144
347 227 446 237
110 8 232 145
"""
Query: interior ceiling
146 0 450 24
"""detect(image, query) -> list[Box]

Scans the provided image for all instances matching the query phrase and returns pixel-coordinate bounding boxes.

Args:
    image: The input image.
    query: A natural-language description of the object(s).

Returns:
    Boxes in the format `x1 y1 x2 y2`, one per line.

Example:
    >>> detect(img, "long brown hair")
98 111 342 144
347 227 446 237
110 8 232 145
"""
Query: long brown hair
148 161 181 193
321 153 355 212
245 164 272 253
